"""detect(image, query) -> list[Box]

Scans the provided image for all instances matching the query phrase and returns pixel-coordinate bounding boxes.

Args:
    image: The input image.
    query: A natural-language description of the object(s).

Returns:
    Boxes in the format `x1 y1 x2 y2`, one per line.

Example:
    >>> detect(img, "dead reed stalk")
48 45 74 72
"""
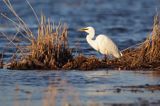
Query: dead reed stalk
29 16 72 68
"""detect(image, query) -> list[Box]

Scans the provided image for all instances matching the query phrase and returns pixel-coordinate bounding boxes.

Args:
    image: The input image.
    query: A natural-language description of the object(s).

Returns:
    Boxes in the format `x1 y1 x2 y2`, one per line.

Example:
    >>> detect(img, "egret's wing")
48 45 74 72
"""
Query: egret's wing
96 34 119 54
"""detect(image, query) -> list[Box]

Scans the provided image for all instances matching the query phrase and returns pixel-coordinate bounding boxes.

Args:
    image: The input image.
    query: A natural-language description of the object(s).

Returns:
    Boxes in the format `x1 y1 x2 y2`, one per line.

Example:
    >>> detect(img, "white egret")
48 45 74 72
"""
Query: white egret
79 26 122 58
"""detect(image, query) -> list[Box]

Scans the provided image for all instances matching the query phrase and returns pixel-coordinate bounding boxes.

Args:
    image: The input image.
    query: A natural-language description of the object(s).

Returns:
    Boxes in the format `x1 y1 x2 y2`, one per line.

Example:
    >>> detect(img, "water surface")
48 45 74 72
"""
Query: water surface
0 69 160 106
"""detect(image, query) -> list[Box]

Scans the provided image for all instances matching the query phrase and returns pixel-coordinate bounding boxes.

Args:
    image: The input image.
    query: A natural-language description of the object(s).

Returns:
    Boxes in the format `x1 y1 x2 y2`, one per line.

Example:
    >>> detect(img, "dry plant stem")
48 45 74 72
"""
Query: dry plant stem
0 13 32 41
25 0 40 24
3 0 35 40
0 31 24 55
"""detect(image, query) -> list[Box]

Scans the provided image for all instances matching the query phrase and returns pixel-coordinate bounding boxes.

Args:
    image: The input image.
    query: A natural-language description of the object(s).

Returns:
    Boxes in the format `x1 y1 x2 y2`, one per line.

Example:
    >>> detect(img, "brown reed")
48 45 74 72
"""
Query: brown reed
9 16 73 70
105 15 160 70
130 15 160 69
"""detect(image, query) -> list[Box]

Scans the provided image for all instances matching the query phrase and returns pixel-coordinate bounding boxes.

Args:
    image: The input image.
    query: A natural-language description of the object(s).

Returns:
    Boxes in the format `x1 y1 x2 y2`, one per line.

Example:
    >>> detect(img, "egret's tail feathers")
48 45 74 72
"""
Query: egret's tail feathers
113 51 122 58
120 52 123 57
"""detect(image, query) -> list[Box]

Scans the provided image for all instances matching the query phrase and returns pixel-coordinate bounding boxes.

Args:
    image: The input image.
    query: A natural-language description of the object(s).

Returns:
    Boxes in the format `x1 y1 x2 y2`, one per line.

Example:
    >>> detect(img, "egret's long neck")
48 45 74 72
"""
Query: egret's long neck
87 29 95 39
86 29 98 51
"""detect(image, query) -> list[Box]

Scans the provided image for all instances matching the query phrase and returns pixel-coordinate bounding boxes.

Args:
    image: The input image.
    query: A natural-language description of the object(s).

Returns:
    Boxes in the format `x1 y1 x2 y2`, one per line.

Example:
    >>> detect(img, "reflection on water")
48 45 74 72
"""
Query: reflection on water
0 69 160 106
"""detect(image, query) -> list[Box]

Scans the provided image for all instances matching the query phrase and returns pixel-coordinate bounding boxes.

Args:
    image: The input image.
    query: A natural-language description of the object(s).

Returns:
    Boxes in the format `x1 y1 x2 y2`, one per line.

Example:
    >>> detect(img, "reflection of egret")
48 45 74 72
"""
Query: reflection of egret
79 26 122 58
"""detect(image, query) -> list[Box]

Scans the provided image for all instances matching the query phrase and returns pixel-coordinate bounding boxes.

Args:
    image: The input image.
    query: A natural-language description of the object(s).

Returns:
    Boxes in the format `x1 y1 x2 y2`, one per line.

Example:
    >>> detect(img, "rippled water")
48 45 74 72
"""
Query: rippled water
0 69 160 106
0 0 160 106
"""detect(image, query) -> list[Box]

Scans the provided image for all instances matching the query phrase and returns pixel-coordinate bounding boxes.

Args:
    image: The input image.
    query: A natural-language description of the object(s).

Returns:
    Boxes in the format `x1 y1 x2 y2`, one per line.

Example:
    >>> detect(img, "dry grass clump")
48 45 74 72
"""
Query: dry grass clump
9 16 73 70
104 49 140 70
105 15 160 70
1 0 73 70
130 15 160 69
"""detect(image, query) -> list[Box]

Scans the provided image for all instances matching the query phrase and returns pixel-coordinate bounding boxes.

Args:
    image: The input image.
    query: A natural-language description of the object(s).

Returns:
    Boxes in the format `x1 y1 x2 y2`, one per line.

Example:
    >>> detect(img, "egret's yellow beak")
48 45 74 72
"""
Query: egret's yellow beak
78 28 88 32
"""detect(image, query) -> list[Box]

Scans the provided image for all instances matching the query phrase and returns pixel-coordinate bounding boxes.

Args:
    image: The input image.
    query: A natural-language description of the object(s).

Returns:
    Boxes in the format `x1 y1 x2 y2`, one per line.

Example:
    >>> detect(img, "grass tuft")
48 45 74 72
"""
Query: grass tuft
105 15 160 70
9 16 73 70
131 15 160 69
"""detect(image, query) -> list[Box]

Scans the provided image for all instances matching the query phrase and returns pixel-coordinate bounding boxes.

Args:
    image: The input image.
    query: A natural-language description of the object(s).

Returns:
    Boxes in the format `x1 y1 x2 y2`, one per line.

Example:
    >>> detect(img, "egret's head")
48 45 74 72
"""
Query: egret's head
78 26 95 34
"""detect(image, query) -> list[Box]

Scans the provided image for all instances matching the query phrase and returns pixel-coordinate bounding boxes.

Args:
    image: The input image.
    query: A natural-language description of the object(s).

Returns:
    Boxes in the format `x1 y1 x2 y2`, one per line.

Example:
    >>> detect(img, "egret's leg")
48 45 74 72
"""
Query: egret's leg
109 55 114 60
105 55 107 61
102 55 108 62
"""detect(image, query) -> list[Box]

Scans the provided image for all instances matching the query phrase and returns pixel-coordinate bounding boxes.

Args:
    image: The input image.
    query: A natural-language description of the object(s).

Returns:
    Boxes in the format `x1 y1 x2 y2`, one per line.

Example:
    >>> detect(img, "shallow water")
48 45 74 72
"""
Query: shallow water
0 69 160 106
0 0 160 106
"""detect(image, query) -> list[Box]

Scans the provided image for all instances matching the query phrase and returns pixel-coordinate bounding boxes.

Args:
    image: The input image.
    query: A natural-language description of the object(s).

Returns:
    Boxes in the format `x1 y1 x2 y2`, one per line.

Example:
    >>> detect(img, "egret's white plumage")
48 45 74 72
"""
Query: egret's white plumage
79 26 122 58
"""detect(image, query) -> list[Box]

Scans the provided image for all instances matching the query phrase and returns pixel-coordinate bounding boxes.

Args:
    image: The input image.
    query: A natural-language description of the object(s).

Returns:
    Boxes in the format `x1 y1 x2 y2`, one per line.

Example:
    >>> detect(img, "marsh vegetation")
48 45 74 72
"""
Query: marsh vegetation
6 15 160 71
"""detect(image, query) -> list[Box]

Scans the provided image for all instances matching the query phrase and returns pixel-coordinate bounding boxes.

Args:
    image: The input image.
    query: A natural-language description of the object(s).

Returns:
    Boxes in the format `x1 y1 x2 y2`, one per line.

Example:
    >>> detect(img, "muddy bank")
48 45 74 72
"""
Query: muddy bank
6 49 160 71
